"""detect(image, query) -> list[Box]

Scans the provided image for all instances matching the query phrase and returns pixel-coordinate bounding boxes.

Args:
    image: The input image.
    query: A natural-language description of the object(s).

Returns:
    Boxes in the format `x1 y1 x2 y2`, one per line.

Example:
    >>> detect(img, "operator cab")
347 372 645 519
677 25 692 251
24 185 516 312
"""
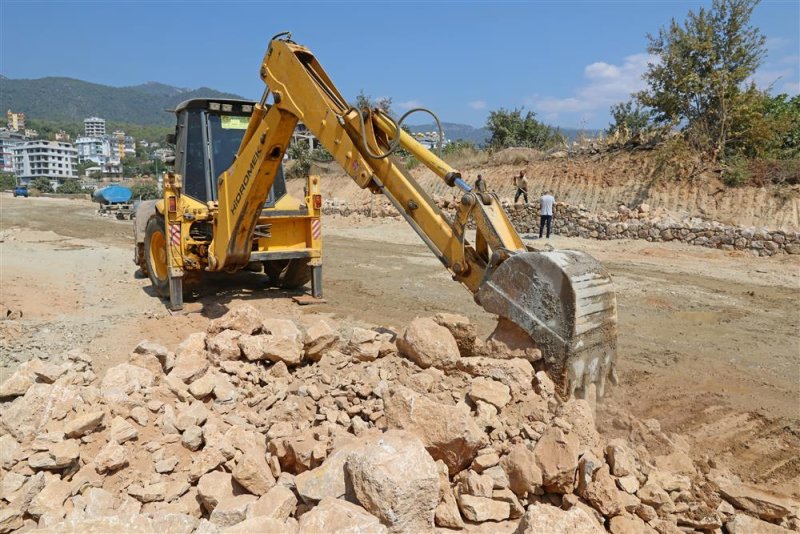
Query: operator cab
172 98 287 206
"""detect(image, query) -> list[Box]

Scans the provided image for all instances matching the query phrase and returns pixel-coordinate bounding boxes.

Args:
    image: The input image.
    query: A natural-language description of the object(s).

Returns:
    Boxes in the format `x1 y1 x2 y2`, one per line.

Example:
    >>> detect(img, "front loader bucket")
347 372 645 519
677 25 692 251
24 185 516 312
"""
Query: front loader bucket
476 250 618 400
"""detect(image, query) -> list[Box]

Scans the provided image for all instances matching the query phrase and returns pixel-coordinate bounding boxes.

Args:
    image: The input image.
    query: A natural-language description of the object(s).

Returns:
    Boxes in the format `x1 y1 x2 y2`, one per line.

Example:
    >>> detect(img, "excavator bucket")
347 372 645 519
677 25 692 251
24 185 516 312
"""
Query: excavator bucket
476 250 618 401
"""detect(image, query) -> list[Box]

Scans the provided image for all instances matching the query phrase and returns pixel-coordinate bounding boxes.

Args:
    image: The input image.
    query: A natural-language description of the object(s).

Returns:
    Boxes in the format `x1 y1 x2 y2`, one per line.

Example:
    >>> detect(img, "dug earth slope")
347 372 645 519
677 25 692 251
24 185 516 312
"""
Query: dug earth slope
298 149 800 230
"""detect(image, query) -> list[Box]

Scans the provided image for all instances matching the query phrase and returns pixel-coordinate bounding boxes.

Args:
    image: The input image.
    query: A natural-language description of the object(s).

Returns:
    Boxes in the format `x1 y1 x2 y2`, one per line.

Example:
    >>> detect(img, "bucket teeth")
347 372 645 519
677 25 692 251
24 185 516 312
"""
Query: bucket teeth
476 250 618 401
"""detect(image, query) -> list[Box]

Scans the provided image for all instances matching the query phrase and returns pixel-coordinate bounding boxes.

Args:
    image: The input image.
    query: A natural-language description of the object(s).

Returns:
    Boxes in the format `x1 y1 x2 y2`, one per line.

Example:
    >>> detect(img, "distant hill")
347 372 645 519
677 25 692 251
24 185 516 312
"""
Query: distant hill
0 75 604 143
0 77 245 126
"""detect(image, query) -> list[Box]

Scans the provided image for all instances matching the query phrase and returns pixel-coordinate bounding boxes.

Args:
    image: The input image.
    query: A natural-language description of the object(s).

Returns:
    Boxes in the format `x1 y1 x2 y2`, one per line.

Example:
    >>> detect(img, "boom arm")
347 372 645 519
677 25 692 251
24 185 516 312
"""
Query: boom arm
211 36 524 293
210 34 619 401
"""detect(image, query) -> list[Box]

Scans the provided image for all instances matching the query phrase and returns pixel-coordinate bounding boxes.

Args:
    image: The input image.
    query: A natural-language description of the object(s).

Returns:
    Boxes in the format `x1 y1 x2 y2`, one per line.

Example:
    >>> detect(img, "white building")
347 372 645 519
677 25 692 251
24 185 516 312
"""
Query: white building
75 136 112 165
85 161 123 178
0 129 26 173
153 147 174 162
84 117 106 137
291 122 320 152
412 131 449 150
13 140 78 183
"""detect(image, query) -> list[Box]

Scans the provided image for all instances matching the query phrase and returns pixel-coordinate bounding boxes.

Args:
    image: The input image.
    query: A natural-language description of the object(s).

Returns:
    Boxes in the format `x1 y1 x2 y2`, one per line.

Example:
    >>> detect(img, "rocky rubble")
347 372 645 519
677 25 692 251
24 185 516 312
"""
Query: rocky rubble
1 303 798 533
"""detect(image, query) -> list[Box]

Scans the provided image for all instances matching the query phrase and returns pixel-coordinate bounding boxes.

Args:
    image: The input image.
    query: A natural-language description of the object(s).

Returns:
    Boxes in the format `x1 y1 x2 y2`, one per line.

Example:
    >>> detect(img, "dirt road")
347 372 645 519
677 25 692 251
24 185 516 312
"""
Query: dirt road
1 194 798 496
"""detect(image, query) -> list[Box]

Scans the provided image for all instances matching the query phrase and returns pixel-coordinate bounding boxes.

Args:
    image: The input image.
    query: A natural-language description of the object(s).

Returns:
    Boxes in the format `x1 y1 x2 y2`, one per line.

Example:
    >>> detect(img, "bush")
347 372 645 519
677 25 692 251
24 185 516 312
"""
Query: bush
722 156 752 187
30 177 54 194
57 180 84 194
751 159 800 186
130 182 160 200
0 173 16 191
485 108 562 151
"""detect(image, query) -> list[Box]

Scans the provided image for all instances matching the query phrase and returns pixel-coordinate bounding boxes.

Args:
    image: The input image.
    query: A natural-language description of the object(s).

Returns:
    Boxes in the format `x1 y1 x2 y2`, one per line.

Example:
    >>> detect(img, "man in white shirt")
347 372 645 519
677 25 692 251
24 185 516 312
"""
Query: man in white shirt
539 190 555 239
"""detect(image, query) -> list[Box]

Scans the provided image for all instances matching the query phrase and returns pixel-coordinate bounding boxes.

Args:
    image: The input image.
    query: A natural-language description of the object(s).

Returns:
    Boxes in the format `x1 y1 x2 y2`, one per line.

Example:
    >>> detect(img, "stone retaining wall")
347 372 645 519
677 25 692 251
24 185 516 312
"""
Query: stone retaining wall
504 203 800 257
323 200 800 257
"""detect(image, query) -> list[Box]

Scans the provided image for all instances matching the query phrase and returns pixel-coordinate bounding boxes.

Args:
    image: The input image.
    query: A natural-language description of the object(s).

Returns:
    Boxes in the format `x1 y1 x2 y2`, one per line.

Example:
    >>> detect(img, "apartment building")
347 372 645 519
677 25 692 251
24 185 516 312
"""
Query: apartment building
0 129 26 173
75 136 112 164
84 117 106 137
13 140 78 183
6 110 25 132
110 130 136 160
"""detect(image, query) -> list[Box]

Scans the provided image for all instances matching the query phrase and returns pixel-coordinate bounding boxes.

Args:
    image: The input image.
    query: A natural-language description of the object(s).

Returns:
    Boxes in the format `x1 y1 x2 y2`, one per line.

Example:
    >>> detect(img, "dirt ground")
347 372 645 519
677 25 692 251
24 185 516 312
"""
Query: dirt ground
1 194 798 497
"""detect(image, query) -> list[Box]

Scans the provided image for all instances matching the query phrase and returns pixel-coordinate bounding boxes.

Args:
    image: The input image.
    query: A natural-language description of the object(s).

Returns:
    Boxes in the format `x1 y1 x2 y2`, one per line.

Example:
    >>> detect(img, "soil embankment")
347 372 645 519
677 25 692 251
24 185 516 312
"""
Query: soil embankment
297 150 800 231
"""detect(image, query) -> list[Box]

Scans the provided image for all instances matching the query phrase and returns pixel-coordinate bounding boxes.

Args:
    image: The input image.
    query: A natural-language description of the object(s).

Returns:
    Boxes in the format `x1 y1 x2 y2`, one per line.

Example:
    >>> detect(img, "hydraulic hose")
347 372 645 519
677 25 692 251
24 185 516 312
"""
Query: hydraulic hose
355 106 446 160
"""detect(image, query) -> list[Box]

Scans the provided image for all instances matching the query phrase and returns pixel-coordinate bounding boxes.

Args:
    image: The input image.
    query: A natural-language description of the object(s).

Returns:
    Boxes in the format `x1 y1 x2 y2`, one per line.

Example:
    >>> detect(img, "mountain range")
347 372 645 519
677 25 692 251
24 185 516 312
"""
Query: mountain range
0 76 243 126
1 76 595 142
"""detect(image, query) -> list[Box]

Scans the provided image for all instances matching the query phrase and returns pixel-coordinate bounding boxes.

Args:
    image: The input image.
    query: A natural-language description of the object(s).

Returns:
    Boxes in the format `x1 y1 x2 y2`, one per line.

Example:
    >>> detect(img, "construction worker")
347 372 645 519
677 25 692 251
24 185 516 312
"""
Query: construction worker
539 190 555 239
475 174 485 192
514 170 528 204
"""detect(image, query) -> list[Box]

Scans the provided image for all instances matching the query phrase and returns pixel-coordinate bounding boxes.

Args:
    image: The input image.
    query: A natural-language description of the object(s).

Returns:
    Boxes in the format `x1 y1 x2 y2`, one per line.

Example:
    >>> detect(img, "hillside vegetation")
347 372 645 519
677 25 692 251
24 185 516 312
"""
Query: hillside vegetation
0 77 244 125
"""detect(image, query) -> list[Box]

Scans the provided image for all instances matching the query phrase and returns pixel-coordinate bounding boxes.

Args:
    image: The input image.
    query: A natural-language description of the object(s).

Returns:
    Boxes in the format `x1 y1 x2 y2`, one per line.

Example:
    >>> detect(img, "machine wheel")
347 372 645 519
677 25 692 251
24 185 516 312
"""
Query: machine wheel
144 214 170 298
263 259 311 289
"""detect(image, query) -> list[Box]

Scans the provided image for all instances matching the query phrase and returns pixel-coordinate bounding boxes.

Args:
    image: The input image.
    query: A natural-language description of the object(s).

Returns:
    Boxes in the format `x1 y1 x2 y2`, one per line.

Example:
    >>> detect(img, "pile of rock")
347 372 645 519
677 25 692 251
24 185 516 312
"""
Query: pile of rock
1 304 798 533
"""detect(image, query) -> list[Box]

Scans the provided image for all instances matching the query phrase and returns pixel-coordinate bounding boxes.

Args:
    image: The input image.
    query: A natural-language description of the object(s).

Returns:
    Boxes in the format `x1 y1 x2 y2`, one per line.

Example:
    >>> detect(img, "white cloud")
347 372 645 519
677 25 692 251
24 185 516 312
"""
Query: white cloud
396 99 422 110
528 53 655 119
585 62 621 80
468 100 486 110
750 67 793 89
750 54 800 93
781 81 800 94
766 36 791 51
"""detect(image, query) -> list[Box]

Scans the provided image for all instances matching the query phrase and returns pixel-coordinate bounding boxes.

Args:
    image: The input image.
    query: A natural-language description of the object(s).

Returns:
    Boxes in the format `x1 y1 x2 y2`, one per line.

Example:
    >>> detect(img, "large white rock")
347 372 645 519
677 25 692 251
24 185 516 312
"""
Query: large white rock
232 449 276 496
208 304 263 335
383 385 487 475
533 427 580 494
397 317 460 370
295 439 362 504
514 503 604 533
298 498 387 534
345 430 440 533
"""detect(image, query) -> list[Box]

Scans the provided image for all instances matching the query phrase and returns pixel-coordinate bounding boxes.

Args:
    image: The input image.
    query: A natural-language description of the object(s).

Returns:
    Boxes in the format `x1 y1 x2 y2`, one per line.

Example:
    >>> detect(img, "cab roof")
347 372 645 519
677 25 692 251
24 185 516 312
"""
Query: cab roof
173 98 257 115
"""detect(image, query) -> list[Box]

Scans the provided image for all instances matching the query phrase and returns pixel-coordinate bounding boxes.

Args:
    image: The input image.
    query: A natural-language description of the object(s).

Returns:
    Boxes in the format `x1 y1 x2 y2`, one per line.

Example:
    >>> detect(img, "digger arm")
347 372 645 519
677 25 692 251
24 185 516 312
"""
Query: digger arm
210 36 523 292
211 34 618 400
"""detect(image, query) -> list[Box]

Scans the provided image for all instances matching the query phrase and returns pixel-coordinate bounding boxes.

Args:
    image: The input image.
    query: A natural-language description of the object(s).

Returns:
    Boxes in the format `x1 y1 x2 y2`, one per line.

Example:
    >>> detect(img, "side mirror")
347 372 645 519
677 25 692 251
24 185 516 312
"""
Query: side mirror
165 133 176 145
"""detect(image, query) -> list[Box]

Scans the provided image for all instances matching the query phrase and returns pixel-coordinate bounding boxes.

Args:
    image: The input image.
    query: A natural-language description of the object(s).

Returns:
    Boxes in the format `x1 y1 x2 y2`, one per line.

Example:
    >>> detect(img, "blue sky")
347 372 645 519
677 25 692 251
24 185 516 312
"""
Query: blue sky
2 0 798 129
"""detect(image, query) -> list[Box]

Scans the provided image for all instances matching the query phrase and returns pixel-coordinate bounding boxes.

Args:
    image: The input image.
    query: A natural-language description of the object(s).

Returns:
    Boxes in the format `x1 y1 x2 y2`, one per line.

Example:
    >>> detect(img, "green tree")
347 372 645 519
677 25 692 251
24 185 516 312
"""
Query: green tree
763 93 800 158
130 182 160 200
286 143 311 178
485 107 561 150
607 100 652 140
57 180 85 194
77 160 97 176
0 173 17 190
30 177 53 193
354 91 392 114
638 0 767 159
442 139 477 156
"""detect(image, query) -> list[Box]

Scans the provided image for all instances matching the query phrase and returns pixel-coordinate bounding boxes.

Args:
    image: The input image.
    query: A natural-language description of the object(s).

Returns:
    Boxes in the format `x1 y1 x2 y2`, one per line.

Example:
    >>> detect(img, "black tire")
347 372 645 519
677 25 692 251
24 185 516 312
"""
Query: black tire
263 259 311 289
144 214 170 298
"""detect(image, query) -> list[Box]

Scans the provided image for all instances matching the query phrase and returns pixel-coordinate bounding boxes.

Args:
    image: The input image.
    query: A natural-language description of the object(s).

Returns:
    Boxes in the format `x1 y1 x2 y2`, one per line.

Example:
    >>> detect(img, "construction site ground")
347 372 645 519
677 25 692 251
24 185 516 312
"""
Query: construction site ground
1 194 798 499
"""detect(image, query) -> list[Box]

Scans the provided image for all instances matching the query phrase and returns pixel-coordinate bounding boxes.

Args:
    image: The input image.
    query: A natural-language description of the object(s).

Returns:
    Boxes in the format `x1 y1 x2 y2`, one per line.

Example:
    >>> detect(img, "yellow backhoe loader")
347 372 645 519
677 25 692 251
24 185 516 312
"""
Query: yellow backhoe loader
134 32 618 400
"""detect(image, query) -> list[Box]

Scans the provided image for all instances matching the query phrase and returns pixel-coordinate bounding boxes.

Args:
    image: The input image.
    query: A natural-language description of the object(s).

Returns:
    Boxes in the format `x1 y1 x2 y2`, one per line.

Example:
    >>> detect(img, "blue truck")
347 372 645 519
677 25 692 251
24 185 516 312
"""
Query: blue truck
13 186 28 198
